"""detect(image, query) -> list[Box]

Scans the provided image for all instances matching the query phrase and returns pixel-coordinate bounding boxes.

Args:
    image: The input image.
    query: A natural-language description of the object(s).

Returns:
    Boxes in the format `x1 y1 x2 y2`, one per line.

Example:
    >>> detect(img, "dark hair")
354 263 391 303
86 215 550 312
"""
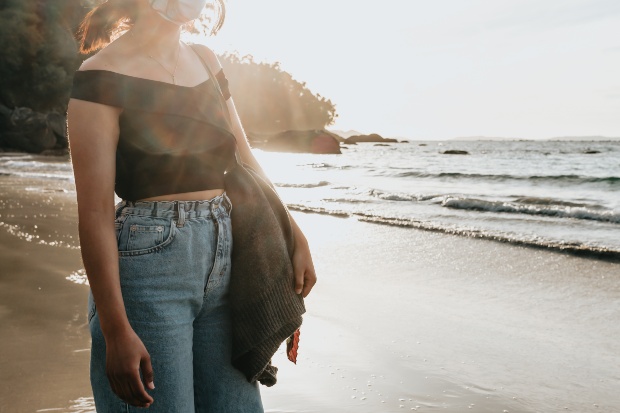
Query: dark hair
77 0 226 54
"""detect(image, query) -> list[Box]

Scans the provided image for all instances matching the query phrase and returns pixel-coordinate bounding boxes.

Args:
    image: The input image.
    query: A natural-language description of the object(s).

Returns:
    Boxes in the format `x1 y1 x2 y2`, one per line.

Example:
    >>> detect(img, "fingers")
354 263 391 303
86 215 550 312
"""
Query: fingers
141 354 155 390
301 268 317 298
293 246 317 297
294 267 304 295
128 370 153 408
293 262 317 298
109 370 153 407
107 362 154 407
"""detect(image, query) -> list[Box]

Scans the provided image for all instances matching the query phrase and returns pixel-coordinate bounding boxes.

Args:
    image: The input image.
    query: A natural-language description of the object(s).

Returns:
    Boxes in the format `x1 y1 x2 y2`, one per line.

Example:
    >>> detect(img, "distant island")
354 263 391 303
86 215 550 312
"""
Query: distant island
546 136 620 141
327 129 362 139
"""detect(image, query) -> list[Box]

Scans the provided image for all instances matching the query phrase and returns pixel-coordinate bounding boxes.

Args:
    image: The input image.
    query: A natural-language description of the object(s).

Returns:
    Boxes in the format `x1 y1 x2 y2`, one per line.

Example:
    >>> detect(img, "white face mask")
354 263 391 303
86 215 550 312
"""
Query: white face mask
149 0 208 25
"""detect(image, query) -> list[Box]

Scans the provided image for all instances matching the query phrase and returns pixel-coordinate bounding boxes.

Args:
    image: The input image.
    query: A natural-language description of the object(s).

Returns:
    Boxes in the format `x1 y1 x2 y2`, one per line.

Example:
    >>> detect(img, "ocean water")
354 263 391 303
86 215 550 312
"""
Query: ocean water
256 140 620 257
1 139 618 257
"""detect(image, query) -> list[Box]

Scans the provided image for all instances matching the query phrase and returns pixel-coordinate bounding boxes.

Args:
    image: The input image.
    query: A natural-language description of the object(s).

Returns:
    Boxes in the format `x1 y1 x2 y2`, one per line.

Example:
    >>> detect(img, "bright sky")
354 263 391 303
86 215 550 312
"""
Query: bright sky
195 0 620 139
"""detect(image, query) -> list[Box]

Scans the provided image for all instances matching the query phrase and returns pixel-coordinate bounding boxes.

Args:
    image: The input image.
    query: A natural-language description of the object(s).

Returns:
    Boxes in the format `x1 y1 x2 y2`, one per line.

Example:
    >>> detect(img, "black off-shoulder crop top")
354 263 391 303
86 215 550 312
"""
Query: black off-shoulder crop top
70 47 236 201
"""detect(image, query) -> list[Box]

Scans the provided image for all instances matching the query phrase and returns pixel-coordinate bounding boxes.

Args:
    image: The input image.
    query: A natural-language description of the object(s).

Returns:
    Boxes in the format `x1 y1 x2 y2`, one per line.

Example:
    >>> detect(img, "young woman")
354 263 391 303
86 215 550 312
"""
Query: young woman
67 0 317 411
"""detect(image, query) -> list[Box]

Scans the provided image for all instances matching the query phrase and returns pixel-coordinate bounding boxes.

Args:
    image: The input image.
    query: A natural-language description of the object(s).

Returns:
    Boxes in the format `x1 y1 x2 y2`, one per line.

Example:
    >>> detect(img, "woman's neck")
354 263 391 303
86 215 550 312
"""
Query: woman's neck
129 8 182 62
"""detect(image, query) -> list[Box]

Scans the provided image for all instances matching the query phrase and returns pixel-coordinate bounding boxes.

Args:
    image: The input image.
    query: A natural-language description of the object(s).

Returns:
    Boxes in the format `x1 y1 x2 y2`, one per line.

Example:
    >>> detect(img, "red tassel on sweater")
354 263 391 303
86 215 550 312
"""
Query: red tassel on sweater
286 328 300 364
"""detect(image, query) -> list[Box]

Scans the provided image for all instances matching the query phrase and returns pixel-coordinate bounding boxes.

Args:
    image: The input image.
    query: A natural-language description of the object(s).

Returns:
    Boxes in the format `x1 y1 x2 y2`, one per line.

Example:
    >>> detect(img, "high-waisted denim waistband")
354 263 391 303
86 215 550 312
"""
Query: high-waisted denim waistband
115 192 232 222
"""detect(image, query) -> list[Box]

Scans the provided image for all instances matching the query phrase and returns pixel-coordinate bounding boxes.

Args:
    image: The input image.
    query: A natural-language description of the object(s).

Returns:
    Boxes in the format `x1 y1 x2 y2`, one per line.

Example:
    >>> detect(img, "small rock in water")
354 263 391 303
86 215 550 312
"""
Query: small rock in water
442 149 469 155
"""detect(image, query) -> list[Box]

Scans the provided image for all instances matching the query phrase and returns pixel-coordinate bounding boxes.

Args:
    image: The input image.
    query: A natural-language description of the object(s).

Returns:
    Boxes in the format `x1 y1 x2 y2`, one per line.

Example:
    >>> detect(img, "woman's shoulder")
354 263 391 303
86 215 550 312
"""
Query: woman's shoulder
189 43 224 73
71 70 126 109
71 47 139 108
189 43 231 100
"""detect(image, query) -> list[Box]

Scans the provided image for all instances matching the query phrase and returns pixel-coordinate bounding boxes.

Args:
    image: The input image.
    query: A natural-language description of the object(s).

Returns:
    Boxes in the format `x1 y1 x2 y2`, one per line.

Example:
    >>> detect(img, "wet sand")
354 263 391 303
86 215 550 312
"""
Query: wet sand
1 173 619 412
0 176 91 412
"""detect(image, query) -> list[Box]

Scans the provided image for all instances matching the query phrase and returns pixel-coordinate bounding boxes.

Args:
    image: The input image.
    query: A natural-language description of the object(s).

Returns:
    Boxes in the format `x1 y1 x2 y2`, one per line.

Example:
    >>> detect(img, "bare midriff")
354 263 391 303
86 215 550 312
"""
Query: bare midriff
136 188 225 202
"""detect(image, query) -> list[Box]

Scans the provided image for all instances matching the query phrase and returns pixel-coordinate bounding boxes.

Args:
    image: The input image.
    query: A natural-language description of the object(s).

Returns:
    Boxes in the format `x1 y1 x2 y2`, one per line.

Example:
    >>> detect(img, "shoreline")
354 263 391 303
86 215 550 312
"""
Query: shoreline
1 174 620 412
287 204 620 263
2 150 619 263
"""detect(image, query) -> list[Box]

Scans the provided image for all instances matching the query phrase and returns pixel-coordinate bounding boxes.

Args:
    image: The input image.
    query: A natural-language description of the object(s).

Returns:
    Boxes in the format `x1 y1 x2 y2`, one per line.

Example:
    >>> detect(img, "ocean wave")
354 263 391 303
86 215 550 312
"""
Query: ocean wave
512 197 602 208
392 171 619 185
285 204 620 261
322 197 369 204
368 189 441 202
355 214 620 261
275 181 330 188
0 159 73 172
0 171 75 181
441 197 620 224
301 162 354 170
287 204 350 217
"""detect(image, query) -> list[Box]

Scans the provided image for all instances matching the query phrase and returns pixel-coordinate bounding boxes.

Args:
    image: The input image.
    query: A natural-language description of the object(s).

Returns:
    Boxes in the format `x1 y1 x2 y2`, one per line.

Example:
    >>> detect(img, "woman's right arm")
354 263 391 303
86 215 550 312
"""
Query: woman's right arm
67 92 154 408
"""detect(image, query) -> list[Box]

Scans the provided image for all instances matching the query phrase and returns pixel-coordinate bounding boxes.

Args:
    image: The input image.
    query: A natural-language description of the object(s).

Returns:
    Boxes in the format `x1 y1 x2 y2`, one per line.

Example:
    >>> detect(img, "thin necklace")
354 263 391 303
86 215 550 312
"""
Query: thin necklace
129 30 181 85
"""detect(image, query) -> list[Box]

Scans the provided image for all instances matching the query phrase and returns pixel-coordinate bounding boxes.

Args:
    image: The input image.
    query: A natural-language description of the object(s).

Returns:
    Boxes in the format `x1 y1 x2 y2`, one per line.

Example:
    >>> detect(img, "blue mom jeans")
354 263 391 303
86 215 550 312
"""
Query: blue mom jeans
87 193 264 412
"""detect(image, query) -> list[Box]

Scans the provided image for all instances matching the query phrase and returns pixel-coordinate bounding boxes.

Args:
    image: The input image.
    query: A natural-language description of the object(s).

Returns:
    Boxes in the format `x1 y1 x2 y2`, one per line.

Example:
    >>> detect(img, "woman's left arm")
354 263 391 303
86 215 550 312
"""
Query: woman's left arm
194 45 317 298
227 95 318 298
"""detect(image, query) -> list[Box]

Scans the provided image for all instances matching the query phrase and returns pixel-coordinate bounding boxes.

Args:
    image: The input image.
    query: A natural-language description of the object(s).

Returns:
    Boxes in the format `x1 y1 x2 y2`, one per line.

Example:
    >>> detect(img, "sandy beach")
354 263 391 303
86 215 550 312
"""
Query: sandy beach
1 170 619 413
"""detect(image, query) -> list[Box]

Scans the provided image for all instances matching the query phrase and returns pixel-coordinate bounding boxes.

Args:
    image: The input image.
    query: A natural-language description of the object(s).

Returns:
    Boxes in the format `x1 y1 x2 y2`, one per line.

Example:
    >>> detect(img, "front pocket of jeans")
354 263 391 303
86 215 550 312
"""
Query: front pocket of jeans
117 216 175 256
127 224 165 250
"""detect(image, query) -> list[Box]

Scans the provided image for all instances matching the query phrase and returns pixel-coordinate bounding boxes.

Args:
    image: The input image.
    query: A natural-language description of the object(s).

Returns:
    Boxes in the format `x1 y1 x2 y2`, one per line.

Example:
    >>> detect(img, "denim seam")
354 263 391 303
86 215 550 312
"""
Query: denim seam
114 220 124 244
204 216 223 295
87 304 96 324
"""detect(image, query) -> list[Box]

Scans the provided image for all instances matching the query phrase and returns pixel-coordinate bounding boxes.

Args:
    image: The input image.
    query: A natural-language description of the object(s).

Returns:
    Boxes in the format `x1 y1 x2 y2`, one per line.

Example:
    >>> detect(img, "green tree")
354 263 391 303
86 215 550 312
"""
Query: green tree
219 52 338 134
0 0 337 136
0 0 83 112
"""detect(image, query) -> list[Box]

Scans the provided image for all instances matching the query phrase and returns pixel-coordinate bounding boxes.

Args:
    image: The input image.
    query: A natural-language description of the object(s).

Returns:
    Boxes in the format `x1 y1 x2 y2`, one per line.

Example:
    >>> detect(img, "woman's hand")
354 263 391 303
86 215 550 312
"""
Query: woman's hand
105 328 155 408
291 225 317 298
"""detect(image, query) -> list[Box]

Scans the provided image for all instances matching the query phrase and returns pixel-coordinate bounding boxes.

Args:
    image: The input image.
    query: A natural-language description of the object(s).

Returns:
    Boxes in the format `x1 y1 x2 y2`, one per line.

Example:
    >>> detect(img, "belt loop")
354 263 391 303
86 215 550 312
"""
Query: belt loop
175 201 186 227
223 193 232 215
115 200 126 219
209 196 220 219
